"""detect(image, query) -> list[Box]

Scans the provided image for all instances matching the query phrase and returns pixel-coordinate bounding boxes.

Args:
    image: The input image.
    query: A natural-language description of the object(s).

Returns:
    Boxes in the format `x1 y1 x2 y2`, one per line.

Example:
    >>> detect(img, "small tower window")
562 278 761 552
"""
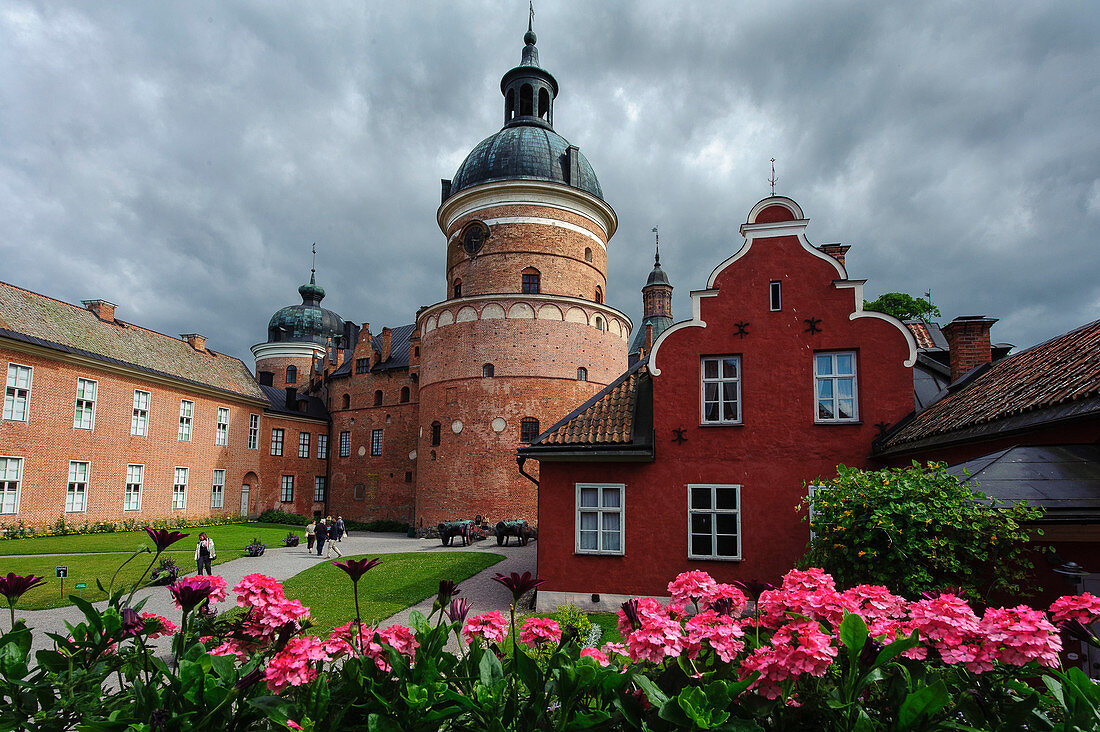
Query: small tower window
520 84 533 116
431 421 441 446
374 390 383 406
506 88 515 121
595 316 605 331
584 247 593 263
483 363 495 378
577 367 588 381
538 88 550 119
770 281 782 311
400 386 410 403
595 286 604 304
342 393 350 409
286 365 297 384
520 417 540 443
453 279 462 298
521 268 541 294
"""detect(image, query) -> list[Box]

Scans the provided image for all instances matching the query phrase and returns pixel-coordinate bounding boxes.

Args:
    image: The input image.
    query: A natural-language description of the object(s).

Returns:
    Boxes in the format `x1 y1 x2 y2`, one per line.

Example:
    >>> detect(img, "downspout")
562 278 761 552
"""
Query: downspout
517 455 540 608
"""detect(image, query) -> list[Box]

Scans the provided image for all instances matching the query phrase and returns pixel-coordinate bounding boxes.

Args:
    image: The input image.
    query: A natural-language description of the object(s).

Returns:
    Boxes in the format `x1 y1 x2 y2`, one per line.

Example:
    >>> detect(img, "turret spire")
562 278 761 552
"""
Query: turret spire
652 226 660 266
310 242 317 285
501 3 557 128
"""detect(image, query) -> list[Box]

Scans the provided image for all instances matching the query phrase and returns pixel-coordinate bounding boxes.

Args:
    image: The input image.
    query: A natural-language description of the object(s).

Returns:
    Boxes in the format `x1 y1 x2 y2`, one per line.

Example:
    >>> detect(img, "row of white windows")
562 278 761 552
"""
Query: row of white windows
0 458 228 514
700 351 858 425
279 475 328 503
270 429 329 458
576 483 741 560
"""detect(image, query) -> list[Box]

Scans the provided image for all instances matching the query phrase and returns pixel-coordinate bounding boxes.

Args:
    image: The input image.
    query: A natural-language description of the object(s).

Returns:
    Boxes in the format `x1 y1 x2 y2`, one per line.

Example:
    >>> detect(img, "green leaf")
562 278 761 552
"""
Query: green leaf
367 713 403 732
839 613 868 662
208 653 235 680
633 674 669 709
478 649 503 689
898 680 950 728
875 631 919 668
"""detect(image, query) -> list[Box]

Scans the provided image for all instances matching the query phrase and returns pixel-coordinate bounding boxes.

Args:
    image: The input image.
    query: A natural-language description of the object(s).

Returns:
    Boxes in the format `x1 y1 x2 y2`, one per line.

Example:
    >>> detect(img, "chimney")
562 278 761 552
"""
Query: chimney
820 244 850 268
645 323 654 352
942 316 998 383
333 345 344 370
323 337 334 377
180 333 207 351
381 327 392 363
408 332 420 367
82 299 117 322
285 386 297 410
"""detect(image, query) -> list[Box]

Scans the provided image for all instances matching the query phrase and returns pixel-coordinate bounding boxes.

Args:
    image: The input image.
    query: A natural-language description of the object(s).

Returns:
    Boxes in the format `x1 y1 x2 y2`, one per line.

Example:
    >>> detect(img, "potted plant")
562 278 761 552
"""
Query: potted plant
283 531 300 547
244 538 266 557
149 557 180 585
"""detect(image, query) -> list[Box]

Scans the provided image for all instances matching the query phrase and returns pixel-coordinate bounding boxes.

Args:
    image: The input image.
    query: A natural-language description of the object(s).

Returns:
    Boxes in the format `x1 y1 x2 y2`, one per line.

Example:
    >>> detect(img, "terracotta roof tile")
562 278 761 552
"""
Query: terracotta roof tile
538 363 648 446
906 322 935 349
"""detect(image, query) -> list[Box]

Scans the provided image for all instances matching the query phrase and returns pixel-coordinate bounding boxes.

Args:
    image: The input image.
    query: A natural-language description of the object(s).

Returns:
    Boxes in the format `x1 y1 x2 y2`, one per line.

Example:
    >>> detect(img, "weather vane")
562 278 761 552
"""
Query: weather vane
652 226 660 263
769 158 778 196
529 0 534 31
311 242 317 280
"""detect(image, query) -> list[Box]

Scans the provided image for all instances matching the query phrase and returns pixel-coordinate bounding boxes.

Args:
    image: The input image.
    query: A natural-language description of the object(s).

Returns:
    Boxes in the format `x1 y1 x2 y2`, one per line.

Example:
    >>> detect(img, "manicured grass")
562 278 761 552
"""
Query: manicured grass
587 612 622 644
282 552 505 634
0 523 294 556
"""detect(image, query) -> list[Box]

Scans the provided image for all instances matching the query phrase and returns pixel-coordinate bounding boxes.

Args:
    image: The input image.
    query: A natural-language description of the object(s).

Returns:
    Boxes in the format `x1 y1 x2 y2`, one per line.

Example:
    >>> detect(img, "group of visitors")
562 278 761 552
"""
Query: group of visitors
304 515 346 558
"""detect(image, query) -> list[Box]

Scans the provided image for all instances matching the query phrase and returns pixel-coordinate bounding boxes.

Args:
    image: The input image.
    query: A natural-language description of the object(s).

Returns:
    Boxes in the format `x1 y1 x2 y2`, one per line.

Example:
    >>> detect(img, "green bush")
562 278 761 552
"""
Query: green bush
345 519 410 533
0 513 251 541
256 509 309 526
550 604 592 641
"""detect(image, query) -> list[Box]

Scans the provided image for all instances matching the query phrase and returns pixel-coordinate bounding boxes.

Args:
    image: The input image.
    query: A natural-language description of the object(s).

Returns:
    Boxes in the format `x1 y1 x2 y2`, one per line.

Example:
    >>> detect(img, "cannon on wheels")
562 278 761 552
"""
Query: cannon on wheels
495 519 530 546
438 520 473 547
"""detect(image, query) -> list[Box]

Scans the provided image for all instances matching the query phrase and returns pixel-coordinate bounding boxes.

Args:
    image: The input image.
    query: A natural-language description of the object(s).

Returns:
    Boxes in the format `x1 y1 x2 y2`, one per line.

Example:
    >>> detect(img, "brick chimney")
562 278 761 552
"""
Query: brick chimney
285 386 297 410
82 299 117 322
820 244 850 268
353 324 373 369
942 316 997 383
381 327 392 363
333 344 344 370
180 333 207 351
645 323 654 353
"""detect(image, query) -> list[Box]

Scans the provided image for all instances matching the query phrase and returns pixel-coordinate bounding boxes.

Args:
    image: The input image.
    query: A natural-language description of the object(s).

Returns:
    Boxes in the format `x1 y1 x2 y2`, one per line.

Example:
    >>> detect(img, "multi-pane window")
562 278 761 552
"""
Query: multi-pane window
814 352 858 422
356 358 369 374
371 429 383 456
248 414 259 449
317 434 329 459
770 281 782 311
339 431 350 457
178 400 194 441
577 367 588 381
520 417 540 443
4 364 32 421
211 469 225 508
298 432 311 458
0 457 21 514
67 461 88 512
281 475 294 502
701 356 741 425
286 365 297 384
74 378 97 429
131 390 150 436
314 476 326 502
482 363 494 378
215 407 230 446
270 428 284 456
688 484 741 560
521 271 540 294
576 483 623 555
173 467 188 510
124 464 143 511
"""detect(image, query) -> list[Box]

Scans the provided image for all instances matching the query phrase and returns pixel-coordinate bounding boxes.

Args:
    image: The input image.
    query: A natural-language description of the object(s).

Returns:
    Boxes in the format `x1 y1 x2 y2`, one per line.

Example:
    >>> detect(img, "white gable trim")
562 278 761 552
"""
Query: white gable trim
832 280 918 367
649 289 717 376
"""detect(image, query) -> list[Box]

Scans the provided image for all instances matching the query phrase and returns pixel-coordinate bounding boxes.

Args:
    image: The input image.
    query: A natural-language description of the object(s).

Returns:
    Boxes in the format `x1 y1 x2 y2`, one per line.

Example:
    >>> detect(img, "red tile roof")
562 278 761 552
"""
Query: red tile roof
538 364 649 446
906 321 936 349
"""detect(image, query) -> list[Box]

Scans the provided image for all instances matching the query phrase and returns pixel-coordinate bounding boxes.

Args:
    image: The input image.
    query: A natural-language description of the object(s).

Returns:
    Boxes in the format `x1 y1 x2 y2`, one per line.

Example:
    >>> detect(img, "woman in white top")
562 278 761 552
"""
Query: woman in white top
305 521 316 553
195 533 216 575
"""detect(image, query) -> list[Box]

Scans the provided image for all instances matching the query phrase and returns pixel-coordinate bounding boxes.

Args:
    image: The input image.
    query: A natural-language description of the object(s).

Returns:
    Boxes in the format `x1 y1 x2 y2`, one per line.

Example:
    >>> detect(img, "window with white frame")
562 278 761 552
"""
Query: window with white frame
769 281 782 311
271 428 284 456
700 356 741 424
67 461 89 512
4 364 32 422
371 429 383 456
314 476 326 502
575 483 623 555
0 457 21 514
298 432 310 458
215 407 230 446
74 378 97 429
807 483 827 541
281 475 294 502
211 469 225 508
339 431 350 457
688 484 741 560
317 434 328 459
131 390 150 436
814 351 858 422
247 414 259 449
178 400 193 441
173 467 188 510
124 464 143 511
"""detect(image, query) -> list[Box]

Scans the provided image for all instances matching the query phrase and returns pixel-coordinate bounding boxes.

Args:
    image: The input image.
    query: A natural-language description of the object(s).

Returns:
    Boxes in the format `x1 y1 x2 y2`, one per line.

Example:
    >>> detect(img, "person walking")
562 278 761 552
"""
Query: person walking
195 532 216 575
305 519 316 553
325 524 344 558
327 515 342 543
315 519 328 557
336 515 346 542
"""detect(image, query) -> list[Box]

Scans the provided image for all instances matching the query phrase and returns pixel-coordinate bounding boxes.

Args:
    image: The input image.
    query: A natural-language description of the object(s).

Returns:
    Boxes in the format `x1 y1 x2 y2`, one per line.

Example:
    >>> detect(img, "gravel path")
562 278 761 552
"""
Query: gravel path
13 532 535 657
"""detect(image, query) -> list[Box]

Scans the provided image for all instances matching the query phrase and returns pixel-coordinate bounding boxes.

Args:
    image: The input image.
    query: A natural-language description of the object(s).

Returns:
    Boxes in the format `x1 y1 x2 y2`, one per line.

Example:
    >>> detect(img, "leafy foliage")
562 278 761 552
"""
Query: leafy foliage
0 513 250 541
803 462 1042 599
863 292 941 321
257 509 310 526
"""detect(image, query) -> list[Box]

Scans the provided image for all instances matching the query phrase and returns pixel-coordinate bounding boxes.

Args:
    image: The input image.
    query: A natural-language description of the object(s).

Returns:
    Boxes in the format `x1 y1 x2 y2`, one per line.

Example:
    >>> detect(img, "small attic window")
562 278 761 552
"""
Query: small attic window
584 247 592 262
483 363 495 378
770 281 782 311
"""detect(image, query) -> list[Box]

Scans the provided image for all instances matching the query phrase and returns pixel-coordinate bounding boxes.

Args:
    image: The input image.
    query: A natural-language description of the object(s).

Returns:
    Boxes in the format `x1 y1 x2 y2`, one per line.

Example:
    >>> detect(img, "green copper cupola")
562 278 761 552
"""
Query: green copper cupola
501 15 558 129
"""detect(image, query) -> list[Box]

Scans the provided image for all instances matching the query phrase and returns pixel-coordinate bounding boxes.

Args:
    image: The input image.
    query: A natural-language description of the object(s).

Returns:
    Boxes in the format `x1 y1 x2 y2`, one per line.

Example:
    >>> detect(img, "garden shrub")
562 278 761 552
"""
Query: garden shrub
256 509 309 526
550 603 592 641
0 513 251 541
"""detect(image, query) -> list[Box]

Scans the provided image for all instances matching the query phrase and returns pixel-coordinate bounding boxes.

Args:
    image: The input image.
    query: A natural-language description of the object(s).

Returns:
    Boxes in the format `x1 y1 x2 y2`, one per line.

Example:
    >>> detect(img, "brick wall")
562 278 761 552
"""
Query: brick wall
942 316 997 383
255 354 316 390
256 413 329 518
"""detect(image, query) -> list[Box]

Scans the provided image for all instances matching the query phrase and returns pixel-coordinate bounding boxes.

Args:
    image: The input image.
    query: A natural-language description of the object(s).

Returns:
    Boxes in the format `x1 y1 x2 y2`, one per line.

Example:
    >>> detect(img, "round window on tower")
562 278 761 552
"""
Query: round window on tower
461 220 490 256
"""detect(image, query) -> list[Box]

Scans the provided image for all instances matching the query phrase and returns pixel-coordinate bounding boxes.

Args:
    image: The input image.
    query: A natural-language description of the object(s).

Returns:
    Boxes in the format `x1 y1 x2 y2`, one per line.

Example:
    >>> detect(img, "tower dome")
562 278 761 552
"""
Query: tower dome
266 273 345 346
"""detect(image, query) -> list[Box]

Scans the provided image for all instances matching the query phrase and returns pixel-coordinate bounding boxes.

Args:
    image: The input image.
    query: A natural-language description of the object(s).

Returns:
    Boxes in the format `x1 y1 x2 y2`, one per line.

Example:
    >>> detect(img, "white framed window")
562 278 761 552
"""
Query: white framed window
0 457 22 514
807 483 827 541
178 400 194 441
131 390 150 436
575 483 623 555
211 469 225 508
248 413 259 450
74 378 97 429
814 351 858 422
317 434 328 459
701 356 741 425
124 464 143 511
215 407 230 446
339 430 350 457
67 461 89 513
688 484 741 560
271 428 284 456
4 364 32 422
769 281 782 311
173 467 188 510
371 429 383 456
281 475 294 502
298 432 310 458
314 476 326 502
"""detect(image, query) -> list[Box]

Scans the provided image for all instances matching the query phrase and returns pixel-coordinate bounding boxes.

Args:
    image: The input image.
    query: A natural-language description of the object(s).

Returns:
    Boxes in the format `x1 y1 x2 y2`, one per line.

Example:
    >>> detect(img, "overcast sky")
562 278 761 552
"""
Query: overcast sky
3 1 1098 365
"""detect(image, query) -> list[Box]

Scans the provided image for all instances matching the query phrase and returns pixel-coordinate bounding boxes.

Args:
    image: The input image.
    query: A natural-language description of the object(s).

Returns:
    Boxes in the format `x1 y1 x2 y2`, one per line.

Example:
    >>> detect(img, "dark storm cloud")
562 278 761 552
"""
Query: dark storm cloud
2 0 1097 363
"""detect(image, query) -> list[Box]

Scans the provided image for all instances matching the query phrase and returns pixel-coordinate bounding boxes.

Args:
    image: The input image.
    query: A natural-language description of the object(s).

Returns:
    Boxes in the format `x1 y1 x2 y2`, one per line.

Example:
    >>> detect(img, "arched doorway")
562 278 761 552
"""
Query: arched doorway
241 471 259 516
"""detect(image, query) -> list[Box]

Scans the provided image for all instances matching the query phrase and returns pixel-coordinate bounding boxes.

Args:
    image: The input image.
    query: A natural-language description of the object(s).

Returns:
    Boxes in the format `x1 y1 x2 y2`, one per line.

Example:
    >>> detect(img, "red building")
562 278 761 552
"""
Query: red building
521 195 917 612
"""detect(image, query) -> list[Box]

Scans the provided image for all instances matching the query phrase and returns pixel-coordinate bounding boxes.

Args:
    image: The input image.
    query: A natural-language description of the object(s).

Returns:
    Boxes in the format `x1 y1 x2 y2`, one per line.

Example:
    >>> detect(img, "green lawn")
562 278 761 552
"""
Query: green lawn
282 552 505 634
0 523 295 556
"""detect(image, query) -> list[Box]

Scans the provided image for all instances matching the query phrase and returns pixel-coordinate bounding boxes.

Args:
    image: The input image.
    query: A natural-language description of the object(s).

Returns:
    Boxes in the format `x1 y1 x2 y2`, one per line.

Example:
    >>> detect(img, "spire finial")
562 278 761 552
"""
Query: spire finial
310 242 317 284
524 1 537 45
652 226 660 265
769 158 778 196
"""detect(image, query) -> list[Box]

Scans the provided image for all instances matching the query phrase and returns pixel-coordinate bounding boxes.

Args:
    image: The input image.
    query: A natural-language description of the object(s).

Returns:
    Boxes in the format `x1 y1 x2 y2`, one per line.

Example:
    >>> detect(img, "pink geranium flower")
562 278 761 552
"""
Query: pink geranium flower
841 585 908 640
519 617 562 646
140 612 177 639
685 609 745 662
377 624 418 661
981 605 1061 668
462 611 510 645
616 597 667 637
264 636 330 693
1050 593 1100 626
703 583 748 616
626 612 684 664
739 619 837 698
580 647 610 666
668 570 718 611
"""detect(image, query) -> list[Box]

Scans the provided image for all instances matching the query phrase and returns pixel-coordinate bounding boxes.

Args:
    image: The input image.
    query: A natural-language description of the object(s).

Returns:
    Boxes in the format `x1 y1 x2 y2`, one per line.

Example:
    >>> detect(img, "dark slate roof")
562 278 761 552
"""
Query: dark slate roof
948 445 1100 522
913 353 951 412
449 125 603 200
266 278 345 346
878 319 1100 454
330 324 416 377
259 384 329 421
629 316 674 358
0 280 265 401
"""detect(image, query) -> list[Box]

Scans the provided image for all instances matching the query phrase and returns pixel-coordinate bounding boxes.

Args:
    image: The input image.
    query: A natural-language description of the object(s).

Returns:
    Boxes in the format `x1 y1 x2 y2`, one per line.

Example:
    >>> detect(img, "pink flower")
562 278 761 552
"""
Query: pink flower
780 568 836 593
668 570 718 611
601 641 628 657
841 585 908 640
738 619 837 698
169 575 227 611
906 593 981 661
981 605 1062 668
265 636 331 693
580 647 610 666
234 573 287 610
1050 593 1100 626
685 609 746 663
519 617 562 646
209 640 250 661
377 624 418 661
616 597 667 637
462 611 510 645
703 583 748 616
626 612 684 664
140 612 177 639
287 722 303 731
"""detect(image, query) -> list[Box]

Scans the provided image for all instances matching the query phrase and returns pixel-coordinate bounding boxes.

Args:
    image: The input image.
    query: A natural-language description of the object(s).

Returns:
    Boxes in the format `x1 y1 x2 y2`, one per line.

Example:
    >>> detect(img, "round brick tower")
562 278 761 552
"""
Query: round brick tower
415 23 631 527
